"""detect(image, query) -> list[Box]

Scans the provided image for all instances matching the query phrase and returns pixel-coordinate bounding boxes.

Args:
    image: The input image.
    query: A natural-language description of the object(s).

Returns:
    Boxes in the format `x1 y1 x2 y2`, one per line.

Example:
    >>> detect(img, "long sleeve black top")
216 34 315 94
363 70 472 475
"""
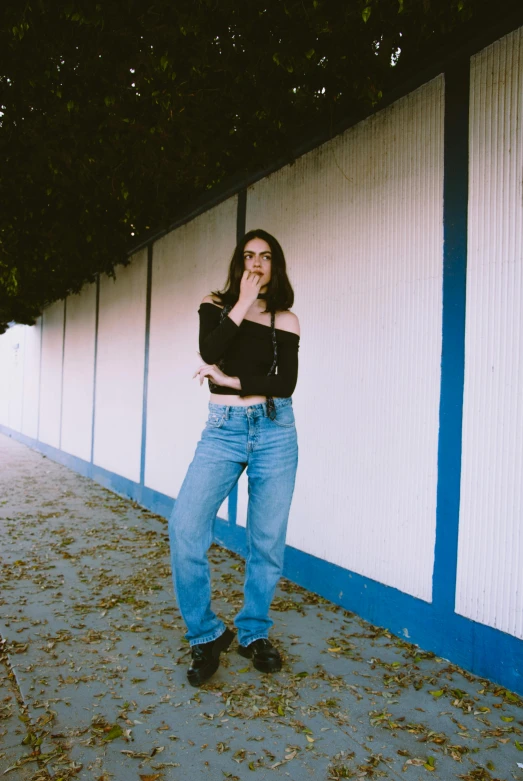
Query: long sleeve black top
198 303 299 397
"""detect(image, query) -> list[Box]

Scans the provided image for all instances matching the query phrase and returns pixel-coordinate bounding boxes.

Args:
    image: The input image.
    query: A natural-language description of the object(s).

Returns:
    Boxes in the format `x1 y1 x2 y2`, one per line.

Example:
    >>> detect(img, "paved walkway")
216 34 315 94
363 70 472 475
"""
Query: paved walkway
1 433 522 781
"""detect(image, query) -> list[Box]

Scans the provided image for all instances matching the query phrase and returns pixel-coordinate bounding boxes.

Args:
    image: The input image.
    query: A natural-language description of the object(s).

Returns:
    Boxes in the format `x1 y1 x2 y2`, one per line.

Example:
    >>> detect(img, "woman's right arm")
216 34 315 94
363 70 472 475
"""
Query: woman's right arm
198 273 263 364
198 301 240 364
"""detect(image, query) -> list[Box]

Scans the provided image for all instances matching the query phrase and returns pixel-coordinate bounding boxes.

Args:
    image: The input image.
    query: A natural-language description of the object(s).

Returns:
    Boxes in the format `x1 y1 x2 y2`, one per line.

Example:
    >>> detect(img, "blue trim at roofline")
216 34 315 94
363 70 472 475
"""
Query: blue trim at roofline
1 423 521 696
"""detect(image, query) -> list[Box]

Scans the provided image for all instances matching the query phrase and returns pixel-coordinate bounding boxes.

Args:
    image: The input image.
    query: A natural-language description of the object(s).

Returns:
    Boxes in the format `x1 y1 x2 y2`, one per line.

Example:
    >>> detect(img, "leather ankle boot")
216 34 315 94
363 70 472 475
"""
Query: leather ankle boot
237 638 282 673
187 628 235 686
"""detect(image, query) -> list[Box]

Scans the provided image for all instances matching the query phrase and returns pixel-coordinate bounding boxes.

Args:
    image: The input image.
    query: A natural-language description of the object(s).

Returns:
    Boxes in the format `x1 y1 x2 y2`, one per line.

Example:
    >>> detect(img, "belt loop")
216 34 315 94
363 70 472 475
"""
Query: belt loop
225 405 230 420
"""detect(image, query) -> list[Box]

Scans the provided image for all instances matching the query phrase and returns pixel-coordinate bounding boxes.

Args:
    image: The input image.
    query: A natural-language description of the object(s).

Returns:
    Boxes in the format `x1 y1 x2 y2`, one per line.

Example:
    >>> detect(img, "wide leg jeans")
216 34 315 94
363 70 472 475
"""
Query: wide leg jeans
168 398 298 647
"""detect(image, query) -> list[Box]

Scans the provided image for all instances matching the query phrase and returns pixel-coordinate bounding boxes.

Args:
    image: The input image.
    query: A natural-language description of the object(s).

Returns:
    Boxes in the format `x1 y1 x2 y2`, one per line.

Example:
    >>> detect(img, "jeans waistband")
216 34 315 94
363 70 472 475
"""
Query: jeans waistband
208 397 292 417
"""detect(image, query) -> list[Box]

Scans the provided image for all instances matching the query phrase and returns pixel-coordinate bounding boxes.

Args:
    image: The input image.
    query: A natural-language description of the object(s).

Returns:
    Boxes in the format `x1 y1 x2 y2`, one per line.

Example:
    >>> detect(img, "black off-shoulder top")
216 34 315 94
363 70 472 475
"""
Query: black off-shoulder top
198 303 299 397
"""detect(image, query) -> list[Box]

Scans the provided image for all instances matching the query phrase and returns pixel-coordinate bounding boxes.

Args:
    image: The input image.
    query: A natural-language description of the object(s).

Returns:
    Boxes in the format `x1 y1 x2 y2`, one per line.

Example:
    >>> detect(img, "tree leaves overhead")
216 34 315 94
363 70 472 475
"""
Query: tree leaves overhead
0 0 514 330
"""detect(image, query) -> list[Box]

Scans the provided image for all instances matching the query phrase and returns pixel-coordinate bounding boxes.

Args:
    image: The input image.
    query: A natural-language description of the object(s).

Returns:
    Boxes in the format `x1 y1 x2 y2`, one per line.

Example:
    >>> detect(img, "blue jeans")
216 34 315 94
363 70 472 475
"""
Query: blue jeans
168 398 298 647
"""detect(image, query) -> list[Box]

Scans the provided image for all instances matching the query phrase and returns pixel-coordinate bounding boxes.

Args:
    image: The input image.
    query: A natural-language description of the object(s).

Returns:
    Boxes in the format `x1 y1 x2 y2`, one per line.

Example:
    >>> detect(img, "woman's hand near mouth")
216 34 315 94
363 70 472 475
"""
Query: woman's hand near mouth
239 269 263 306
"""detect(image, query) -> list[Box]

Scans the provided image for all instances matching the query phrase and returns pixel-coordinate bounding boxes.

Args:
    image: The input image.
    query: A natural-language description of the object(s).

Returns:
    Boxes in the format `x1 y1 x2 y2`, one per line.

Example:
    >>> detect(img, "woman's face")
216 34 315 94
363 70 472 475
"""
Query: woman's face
243 237 272 290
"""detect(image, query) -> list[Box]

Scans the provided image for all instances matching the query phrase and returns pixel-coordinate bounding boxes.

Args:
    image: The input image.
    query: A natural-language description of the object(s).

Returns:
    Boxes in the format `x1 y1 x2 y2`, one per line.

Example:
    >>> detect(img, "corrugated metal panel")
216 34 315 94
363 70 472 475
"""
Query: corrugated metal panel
145 196 237 505
38 301 65 448
0 333 8 425
245 76 444 601
456 28 523 638
0 325 25 431
7 325 25 431
93 250 147 483
21 318 42 439
61 285 97 462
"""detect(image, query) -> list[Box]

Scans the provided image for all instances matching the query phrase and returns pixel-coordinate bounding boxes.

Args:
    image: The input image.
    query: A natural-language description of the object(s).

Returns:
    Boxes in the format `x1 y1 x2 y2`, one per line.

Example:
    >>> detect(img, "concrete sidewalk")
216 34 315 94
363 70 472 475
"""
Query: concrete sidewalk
1 433 522 781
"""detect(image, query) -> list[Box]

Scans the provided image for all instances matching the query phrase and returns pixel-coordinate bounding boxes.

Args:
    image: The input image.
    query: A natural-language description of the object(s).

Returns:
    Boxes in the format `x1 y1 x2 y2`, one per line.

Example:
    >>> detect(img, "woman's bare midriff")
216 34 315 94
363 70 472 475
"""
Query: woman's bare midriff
210 393 267 406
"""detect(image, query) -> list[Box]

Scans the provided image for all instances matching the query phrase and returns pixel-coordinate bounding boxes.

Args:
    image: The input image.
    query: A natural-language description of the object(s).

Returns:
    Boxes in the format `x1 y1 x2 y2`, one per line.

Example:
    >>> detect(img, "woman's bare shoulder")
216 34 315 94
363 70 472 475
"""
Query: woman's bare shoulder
201 294 223 308
276 310 300 336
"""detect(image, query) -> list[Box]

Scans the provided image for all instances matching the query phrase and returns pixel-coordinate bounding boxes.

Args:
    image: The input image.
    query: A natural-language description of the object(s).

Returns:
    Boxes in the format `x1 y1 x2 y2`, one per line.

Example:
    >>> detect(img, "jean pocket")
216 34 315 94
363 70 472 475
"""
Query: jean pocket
272 406 296 428
206 411 226 428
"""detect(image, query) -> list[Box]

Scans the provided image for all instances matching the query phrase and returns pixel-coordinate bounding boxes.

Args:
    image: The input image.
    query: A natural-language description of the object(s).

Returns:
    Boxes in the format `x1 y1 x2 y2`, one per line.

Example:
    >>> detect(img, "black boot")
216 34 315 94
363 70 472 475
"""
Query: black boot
237 638 282 673
187 628 235 686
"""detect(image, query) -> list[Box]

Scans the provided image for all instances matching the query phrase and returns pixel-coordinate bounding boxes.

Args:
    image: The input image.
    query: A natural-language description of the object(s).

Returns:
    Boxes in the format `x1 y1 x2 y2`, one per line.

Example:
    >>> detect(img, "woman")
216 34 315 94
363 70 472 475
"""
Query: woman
168 228 300 686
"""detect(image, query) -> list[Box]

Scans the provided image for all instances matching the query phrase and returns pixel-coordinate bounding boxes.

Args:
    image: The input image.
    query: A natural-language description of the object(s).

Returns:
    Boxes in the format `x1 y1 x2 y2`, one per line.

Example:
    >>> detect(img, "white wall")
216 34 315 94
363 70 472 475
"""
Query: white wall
7 326 25 432
456 28 523 639
0 325 25 431
93 253 147 482
0 330 9 425
38 301 65 448
245 76 445 602
145 197 238 508
61 284 97 462
21 318 42 439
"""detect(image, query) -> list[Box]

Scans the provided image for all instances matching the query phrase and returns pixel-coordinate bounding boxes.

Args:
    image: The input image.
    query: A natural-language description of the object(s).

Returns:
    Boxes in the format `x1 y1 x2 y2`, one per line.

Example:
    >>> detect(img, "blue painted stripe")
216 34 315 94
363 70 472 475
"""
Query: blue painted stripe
58 298 67 450
140 246 153 486
90 275 100 464
221 188 249 527
432 62 470 614
1 422 521 696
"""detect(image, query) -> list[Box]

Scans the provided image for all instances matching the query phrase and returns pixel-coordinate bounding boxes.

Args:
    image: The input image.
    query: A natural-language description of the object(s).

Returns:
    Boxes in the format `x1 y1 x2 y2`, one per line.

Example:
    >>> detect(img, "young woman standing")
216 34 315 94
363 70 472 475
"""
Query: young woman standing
168 228 300 686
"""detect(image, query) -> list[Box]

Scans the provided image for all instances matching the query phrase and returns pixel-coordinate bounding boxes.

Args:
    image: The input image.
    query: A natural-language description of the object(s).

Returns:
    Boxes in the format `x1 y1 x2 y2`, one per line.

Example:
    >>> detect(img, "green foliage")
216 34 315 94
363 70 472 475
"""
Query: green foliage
0 0 515 331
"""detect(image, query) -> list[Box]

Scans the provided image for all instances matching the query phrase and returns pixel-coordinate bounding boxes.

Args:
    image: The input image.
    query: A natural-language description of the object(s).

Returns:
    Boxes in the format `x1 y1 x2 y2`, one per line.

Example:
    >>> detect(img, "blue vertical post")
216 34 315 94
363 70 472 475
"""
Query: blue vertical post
226 190 248 523
432 61 470 615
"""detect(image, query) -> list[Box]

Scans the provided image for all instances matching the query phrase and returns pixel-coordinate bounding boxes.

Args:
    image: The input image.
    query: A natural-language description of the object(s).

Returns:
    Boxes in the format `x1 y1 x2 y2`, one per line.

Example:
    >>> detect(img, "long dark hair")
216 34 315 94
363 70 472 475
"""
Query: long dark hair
212 229 294 313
